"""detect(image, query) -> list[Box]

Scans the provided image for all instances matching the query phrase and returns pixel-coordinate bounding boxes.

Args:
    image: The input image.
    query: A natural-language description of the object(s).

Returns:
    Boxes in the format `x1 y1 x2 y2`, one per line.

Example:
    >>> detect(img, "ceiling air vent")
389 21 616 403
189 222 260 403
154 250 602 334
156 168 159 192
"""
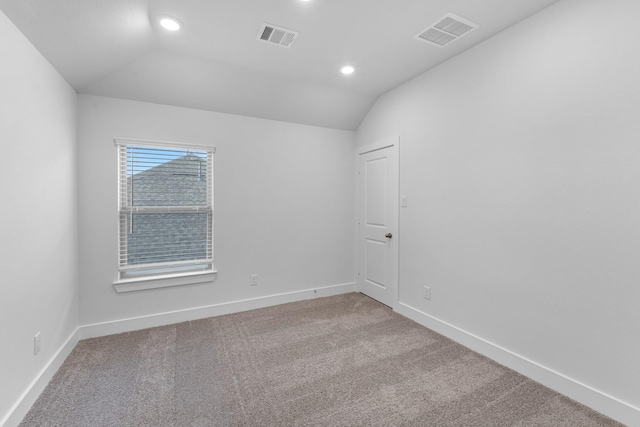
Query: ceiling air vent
415 13 478 47
257 23 299 48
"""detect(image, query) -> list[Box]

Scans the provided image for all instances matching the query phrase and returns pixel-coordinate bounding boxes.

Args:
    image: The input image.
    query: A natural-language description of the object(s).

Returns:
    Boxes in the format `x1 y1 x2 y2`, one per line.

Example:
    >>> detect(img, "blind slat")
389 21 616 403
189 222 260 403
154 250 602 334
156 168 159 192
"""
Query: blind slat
119 259 212 272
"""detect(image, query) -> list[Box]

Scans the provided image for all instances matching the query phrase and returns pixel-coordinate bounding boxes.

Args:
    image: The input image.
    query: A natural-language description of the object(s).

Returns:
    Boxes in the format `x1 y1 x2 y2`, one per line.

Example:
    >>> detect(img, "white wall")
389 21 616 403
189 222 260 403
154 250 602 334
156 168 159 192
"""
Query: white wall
77 94 355 328
357 0 640 422
0 10 79 425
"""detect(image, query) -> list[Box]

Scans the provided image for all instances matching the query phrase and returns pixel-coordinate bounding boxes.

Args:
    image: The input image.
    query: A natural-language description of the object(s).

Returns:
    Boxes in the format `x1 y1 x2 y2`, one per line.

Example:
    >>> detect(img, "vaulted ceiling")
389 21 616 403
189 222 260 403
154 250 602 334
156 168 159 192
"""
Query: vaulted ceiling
1 0 558 130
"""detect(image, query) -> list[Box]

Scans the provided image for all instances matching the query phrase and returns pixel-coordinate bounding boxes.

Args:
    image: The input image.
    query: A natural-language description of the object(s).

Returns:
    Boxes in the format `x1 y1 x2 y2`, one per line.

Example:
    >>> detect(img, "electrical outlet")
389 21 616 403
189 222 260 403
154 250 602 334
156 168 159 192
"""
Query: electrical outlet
34 332 41 356
250 274 258 286
423 286 431 300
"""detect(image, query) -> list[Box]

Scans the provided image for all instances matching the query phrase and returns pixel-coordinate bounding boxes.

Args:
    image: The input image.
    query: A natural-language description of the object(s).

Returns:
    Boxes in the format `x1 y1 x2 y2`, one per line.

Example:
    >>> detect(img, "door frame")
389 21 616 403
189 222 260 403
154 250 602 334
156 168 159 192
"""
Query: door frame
355 135 400 310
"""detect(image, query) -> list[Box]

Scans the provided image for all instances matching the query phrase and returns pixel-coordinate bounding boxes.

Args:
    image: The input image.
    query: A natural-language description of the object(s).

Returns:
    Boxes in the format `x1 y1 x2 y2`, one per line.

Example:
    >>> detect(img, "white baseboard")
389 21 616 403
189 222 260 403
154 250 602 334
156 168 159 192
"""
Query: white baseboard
1 328 80 427
396 302 640 427
80 282 355 339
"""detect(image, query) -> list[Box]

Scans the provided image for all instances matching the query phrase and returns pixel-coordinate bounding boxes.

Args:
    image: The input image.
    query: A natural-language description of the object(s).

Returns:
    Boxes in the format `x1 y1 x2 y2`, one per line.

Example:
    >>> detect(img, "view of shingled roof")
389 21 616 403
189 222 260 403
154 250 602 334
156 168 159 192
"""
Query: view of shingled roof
124 154 210 266
127 153 208 207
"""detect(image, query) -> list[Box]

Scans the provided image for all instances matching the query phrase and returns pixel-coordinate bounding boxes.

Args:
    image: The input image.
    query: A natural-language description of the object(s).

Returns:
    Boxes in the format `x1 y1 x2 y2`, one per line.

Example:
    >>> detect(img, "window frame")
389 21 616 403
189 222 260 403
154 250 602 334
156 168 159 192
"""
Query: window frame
112 138 216 293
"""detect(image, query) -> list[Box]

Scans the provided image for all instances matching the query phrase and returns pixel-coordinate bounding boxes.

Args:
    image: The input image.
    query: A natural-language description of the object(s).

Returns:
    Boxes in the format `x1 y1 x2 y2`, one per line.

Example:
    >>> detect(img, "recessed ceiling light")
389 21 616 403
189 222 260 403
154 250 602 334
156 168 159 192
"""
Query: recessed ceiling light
341 66 355 75
157 16 181 31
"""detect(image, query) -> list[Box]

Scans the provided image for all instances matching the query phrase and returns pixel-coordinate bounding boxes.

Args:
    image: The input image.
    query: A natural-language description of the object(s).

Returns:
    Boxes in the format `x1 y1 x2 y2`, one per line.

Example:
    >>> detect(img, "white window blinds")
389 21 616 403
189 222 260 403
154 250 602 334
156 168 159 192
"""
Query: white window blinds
115 139 214 279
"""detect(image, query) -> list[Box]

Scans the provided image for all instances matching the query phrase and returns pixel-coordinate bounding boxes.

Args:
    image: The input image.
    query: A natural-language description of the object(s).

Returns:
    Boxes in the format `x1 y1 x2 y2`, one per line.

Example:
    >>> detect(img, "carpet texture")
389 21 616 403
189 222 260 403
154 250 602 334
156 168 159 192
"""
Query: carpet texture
20 293 623 426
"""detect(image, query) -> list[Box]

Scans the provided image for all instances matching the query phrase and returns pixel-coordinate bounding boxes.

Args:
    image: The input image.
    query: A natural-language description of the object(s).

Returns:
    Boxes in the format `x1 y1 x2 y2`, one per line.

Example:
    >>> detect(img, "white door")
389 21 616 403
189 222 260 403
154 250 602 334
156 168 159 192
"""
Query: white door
357 139 398 308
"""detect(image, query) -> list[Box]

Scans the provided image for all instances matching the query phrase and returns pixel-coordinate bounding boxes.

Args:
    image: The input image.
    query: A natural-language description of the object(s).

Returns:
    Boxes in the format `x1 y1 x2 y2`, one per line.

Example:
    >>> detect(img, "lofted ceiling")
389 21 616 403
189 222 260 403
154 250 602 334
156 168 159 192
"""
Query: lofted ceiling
1 0 558 130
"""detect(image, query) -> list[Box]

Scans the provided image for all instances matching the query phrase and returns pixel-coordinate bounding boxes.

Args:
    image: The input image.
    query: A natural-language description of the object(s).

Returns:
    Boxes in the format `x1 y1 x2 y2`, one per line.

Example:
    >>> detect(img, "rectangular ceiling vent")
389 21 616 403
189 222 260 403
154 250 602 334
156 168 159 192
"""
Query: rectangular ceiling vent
257 23 299 48
415 13 478 47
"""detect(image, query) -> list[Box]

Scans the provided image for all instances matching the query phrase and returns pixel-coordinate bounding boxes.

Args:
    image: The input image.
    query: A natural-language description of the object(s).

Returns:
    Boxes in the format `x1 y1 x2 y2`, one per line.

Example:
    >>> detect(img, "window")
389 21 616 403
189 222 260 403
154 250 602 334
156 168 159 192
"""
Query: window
115 139 215 288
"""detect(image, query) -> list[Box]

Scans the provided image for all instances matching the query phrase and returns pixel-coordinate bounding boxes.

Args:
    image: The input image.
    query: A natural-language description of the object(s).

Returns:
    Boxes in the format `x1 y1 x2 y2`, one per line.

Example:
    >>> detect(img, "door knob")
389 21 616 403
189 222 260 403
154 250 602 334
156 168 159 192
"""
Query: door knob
385 233 392 238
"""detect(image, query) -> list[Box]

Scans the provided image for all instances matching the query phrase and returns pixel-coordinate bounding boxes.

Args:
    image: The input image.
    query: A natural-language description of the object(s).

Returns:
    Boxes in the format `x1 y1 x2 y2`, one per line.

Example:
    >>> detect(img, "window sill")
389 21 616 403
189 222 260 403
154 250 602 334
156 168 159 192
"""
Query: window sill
113 270 217 293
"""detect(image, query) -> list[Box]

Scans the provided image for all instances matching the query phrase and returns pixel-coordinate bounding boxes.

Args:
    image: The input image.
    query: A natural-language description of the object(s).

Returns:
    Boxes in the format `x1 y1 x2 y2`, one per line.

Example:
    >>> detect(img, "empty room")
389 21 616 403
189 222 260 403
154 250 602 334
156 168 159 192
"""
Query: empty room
1 0 638 425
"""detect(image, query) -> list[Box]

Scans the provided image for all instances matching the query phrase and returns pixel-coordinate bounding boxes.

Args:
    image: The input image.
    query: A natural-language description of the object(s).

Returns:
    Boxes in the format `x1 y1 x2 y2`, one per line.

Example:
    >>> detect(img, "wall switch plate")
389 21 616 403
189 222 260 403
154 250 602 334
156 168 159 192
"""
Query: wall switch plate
34 332 41 355
401 195 408 207
250 274 258 286
423 286 431 300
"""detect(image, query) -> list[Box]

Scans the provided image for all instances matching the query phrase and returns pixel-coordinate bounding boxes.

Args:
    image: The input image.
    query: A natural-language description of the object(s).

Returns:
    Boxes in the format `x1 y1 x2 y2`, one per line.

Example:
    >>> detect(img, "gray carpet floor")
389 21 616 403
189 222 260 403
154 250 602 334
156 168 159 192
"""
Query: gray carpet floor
20 293 623 426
